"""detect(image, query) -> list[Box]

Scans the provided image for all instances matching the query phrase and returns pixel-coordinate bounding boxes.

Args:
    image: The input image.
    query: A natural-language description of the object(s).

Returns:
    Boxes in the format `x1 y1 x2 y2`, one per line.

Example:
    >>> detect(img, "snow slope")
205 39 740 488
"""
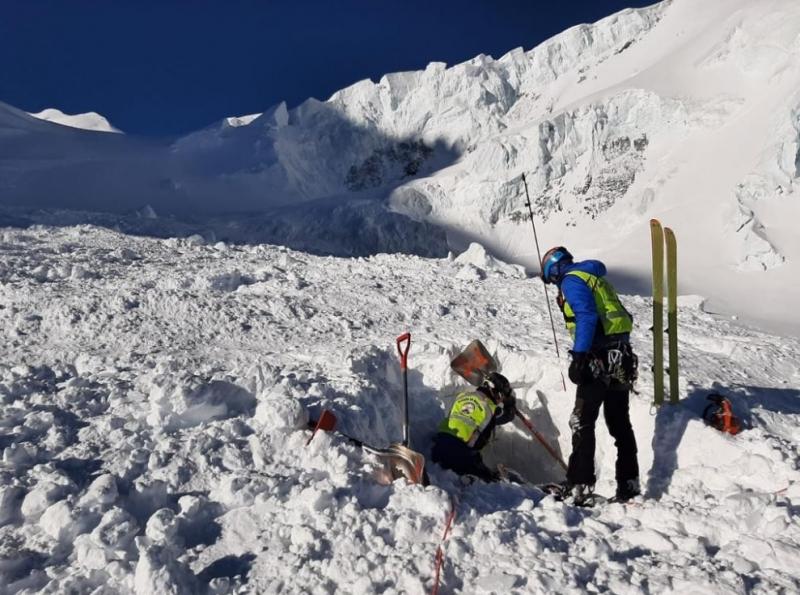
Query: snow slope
1 0 799 333
29 108 122 134
0 225 798 593
0 101 185 214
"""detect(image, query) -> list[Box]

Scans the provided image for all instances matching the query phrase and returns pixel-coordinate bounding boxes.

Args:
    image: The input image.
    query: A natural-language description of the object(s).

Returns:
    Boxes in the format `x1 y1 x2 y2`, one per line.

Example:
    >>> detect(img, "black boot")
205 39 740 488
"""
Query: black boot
610 478 641 502
554 482 598 507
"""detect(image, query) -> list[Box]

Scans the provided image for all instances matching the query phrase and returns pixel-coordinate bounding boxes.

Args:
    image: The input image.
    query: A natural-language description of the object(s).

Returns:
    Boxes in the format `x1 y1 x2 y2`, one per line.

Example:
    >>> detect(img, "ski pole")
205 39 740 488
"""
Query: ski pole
515 410 568 472
396 332 411 447
521 173 567 392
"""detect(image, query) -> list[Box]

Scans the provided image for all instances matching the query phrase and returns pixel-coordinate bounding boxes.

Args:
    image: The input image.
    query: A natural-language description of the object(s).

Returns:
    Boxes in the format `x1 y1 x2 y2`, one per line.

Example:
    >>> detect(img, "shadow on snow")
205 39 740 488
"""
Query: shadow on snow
0 101 461 258
647 382 800 499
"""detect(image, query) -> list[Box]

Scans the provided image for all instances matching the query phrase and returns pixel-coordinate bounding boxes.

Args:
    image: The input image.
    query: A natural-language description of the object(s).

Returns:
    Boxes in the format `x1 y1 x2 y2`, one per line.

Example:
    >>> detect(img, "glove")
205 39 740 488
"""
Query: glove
568 351 595 385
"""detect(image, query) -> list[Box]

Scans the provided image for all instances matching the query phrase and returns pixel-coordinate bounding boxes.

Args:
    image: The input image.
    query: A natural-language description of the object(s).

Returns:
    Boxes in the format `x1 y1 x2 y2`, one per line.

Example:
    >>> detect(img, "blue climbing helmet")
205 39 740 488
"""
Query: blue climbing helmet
541 246 573 284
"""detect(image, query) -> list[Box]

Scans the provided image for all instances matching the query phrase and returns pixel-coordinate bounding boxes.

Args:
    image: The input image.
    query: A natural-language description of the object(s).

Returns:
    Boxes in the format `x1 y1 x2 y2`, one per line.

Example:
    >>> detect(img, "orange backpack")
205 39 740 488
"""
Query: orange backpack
702 393 742 435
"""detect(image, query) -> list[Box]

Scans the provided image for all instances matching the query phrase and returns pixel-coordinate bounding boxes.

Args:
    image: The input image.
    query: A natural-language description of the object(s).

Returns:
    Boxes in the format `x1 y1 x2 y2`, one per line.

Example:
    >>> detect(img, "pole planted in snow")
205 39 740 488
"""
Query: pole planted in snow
521 174 567 392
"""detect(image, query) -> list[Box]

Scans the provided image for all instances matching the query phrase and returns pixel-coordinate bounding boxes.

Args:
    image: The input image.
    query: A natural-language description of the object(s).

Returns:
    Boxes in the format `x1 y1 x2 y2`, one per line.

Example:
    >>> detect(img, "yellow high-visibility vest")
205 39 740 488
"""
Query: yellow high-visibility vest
437 391 497 447
561 270 633 337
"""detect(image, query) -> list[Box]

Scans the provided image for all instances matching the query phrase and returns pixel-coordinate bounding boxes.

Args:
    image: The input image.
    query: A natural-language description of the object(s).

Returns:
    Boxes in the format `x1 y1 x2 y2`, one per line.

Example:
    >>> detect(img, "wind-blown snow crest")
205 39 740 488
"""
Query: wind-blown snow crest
29 108 121 133
224 113 261 128
327 3 667 148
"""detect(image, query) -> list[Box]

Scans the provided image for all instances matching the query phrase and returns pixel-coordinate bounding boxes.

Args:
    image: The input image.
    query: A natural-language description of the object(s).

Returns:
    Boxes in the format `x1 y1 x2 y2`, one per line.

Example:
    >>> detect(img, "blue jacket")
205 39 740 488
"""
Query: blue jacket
556 260 630 353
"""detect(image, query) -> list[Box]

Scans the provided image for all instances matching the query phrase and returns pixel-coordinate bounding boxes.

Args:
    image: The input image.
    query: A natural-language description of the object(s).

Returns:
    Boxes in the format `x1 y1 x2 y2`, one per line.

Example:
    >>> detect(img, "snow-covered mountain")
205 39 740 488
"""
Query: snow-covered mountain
29 108 122 133
2 2 800 591
1 0 799 334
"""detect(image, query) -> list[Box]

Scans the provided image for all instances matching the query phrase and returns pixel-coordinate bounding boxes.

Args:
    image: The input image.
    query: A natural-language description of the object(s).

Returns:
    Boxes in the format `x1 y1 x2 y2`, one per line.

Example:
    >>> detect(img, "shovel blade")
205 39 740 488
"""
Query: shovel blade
316 409 337 432
367 443 427 485
450 339 498 386
305 409 338 446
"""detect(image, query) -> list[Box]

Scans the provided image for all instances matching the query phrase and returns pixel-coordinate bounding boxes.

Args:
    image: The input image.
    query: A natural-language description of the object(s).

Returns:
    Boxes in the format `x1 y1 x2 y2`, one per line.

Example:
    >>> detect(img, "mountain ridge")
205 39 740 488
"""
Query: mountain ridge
29 108 121 134
1 0 799 333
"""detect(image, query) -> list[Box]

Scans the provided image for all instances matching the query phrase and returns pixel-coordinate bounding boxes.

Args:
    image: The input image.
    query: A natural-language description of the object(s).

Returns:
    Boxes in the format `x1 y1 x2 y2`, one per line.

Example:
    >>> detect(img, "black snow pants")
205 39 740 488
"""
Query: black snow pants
431 433 497 483
566 379 639 487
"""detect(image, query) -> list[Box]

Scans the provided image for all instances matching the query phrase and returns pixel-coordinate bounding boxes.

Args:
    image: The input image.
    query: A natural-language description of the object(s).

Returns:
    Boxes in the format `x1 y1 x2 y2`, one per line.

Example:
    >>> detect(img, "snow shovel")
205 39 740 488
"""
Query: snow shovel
366 443 427 486
396 332 412 447
306 410 427 485
306 335 427 485
450 339 497 386
450 339 567 472
305 408 337 446
389 332 428 484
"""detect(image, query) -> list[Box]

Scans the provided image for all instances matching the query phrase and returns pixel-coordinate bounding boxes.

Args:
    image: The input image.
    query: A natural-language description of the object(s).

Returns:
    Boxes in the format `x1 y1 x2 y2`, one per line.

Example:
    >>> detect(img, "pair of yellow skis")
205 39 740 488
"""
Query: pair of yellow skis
650 219 679 406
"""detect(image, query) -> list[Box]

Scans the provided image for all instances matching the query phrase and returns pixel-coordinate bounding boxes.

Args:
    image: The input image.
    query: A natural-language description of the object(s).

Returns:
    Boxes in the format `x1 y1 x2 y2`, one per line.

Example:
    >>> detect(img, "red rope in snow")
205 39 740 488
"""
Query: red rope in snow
431 492 459 595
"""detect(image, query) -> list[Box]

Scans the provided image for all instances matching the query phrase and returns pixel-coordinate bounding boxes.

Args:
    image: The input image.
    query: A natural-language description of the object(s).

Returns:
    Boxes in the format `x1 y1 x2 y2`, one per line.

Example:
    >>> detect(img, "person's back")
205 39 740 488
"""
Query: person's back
432 372 516 482
558 259 632 352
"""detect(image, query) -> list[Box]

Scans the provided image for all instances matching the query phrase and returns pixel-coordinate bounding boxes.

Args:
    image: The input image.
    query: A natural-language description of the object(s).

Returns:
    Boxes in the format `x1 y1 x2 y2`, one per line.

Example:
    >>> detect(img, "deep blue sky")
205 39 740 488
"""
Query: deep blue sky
1 0 655 137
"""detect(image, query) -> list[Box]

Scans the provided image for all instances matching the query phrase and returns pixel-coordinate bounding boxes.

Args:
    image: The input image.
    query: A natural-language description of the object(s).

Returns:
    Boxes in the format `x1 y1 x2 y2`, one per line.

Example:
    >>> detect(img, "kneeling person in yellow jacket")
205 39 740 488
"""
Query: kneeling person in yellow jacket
431 372 516 482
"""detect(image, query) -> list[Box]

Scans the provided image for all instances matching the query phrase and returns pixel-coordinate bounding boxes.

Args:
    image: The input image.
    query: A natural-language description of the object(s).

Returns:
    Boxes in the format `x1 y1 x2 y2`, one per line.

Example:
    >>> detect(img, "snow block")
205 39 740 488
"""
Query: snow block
252 390 308 434
146 376 257 432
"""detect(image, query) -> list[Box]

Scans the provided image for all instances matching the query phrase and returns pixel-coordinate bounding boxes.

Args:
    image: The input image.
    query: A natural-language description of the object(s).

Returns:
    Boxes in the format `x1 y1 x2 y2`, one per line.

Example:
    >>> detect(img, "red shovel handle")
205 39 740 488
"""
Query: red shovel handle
396 332 411 370
516 410 568 472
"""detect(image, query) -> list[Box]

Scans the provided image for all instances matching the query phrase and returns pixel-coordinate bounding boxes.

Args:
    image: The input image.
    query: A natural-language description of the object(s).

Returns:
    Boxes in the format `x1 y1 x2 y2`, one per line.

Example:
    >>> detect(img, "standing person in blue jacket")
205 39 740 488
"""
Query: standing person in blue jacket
541 246 640 504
